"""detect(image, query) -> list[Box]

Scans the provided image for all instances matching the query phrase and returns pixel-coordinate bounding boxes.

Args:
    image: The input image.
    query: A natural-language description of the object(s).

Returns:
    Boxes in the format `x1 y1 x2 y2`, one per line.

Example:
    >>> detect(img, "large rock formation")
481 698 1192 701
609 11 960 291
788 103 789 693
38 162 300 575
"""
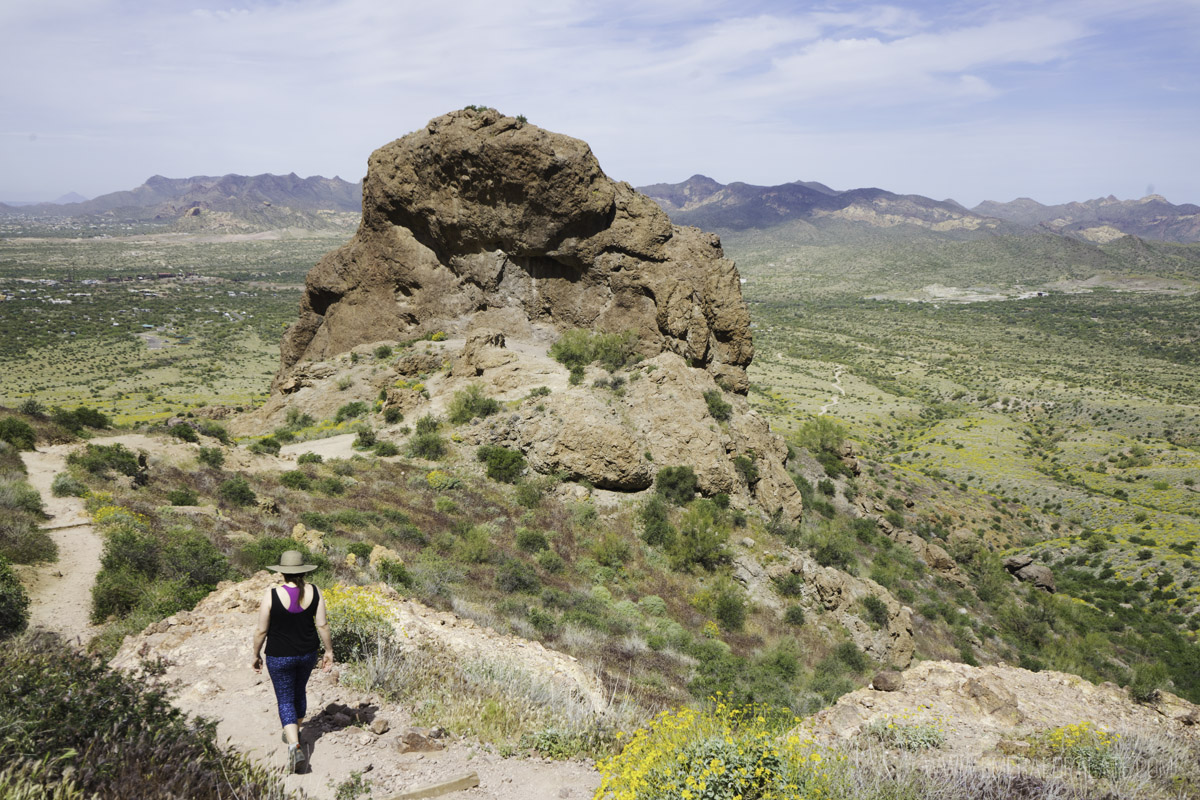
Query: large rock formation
276 108 753 394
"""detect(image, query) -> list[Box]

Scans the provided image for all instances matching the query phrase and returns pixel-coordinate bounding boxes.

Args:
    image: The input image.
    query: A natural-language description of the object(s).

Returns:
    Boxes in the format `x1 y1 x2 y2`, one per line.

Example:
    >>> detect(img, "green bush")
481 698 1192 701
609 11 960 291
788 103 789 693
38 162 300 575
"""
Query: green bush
446 384 500 424
335 401 368 422
515 527 549 552
347 542 373 560
415 414 439 435
50 405 109 431
169 423 198 442
639 494 675 547
280 470 311 490
594 532 631 568
166 487 198 506
378 558 412 587
407 431 446 460
656 465 698 506
296 451 322 464
67 443 139 477
383 406 404 424
670 499 729 571
217 476 256 507
549 329 637 372
0 555 30 639
784 604 806 626
0 633 291 798
732 454 758 484
352 426 376 450
51 472 87 497
1 478 44 516
805 519 857 572
197 420 230 443
0 514 56 564
536 549 565 573
1130 662 1170 703
374 441 399 457
374 344 393 359
703 389 732 422
0 417 36 451
248 436 281 455
197 446 225 468
514 479 543 509
316 476 345 495
496 558 541 593
860 594 889 627
477 444 526 483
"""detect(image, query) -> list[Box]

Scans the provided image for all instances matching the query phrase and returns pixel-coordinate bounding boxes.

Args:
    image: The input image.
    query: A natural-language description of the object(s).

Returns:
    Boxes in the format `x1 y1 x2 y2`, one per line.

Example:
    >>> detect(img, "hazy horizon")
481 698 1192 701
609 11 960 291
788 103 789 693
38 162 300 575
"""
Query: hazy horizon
3 1 1198 208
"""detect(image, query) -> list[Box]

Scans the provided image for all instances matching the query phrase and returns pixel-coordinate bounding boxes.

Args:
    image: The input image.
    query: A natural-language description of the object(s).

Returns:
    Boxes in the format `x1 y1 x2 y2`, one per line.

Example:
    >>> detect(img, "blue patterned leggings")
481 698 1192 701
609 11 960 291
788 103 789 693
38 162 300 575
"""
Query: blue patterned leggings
265 651 319 727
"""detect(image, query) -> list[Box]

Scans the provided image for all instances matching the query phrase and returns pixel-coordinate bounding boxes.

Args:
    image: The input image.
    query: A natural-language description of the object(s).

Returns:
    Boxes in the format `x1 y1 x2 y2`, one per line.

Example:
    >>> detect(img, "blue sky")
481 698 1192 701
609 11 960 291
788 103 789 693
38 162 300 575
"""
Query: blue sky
2 0 1197 206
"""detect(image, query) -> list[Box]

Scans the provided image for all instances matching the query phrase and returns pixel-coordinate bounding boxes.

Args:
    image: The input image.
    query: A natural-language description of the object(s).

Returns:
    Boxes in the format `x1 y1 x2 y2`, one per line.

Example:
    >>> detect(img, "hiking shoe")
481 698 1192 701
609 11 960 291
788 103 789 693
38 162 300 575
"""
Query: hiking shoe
288 744 306 773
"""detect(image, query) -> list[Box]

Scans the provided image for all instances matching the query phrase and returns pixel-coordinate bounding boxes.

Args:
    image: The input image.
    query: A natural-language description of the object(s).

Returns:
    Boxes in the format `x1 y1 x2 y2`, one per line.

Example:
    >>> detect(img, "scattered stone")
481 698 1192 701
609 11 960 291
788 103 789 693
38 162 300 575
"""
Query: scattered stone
371 718 392 735
396 728 445 753
387 771 479 800
872 671 903 692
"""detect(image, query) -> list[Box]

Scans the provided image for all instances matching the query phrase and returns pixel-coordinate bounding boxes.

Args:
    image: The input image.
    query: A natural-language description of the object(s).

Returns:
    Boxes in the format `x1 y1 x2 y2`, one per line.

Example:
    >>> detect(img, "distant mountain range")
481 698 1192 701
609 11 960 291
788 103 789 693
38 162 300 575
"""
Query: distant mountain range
637 175 1200 244
0 173 362 230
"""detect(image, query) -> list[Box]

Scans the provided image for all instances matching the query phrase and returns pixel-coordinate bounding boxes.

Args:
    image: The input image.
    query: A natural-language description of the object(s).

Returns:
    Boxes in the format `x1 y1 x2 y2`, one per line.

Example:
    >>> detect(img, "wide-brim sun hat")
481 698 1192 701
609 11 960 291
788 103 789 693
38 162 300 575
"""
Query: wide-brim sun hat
268 550 318 574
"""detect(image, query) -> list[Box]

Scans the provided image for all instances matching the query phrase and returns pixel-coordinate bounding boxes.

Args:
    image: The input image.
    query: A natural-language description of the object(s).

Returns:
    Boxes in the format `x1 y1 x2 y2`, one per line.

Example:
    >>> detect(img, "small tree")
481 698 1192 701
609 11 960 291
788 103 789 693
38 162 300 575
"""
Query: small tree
476 445 525 483
656 466 698 506
0 554 30 639
217 476 256 507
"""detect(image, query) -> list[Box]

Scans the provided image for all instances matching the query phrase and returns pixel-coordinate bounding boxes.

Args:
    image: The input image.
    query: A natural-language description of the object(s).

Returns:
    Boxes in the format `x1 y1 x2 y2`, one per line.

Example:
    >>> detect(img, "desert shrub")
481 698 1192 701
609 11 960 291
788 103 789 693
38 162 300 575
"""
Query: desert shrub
703 389 732 422
0 633 292 799
694 577 747 631
1025 721 1119 778
352 426 377 450
50 405 109 431
516 527 549 553
595 701 831 800
447 384 500 424
1129 662 1169 703
1 478 43 516
197 420 230 443
550 329 638 372
374 344 393 359
514 479 544 509
860 594 889 627
497 559 541 594
477 444 526 483
374 441 399 457
408 431 446 460
279 470 311 490
455 524 493 563
0 514 56 564
51 472 87 497
671 499 729 571
197 446 225 468
810 642 871 705
0 555 30 639
656 465 698 506
247 436 281 455
16 399 45 418
166 487 198 506
415 414 439 435
639 494 676 548
67 443 139 477
316 476 345 495
325 583 394 662
296 451 322 465
169 423 198 442
335 401 368 422
377 558 412 588
805 518 857 573
732 454 758 484
537 549 565 573
383 406 404 424
594 532 631 568
347 542 373 560
863 715 947 750
0 417 36 450
784 605 807 626
216 476 256 507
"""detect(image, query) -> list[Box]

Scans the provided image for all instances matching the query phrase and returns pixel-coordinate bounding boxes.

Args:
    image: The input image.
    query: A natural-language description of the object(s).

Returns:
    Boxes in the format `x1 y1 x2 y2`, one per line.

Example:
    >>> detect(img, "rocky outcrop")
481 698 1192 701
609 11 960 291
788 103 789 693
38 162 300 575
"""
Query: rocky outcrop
733 549 914 667
801 660 1200 762
275 108 753 394
1003 554 1056 593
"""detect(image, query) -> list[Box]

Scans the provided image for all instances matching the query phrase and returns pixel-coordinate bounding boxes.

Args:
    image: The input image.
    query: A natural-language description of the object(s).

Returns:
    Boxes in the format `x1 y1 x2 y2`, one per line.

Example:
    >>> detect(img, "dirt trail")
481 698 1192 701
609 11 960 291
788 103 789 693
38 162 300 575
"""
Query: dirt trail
16 444 103 644
818 367 845 416
113 573 603 799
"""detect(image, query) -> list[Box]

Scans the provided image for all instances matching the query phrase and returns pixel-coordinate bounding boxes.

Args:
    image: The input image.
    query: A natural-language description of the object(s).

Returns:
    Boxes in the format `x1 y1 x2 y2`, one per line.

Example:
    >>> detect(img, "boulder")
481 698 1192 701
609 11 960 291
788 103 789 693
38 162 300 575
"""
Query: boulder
872 671 904 692
274 108 752 395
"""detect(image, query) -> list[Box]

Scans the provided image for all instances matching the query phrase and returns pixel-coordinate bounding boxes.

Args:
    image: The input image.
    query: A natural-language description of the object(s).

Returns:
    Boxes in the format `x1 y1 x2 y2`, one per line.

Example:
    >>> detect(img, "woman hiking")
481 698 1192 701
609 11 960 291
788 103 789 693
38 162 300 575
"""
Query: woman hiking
251 550 334 773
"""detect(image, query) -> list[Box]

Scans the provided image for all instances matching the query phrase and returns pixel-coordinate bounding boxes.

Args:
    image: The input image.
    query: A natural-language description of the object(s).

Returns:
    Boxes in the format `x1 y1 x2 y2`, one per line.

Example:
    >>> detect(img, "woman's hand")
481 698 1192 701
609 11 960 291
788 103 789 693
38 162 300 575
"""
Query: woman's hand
252 654 263 673
321 652 334 672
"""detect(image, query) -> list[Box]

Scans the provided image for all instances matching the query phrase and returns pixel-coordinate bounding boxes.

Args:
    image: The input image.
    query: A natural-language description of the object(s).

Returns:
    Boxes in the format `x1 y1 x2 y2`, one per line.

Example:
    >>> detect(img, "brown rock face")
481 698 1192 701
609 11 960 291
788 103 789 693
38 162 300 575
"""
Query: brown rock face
275 108 753 393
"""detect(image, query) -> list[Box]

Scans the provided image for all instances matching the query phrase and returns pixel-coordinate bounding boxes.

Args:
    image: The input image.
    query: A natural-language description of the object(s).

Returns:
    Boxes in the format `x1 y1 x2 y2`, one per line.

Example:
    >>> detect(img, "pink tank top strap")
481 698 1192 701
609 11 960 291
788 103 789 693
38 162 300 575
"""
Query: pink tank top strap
282 584 303 613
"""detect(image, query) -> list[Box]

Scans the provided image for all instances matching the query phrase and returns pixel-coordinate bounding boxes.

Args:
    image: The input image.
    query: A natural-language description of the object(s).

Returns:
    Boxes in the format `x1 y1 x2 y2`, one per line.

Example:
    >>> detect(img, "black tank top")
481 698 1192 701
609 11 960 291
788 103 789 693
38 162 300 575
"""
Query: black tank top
265 585 320 657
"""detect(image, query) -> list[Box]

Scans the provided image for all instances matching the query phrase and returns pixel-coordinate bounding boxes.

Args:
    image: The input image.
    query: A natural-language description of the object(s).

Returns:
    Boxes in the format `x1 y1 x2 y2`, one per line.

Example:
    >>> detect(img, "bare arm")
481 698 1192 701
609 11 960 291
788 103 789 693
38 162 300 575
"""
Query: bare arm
251 588 271 672
315 590 334 671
